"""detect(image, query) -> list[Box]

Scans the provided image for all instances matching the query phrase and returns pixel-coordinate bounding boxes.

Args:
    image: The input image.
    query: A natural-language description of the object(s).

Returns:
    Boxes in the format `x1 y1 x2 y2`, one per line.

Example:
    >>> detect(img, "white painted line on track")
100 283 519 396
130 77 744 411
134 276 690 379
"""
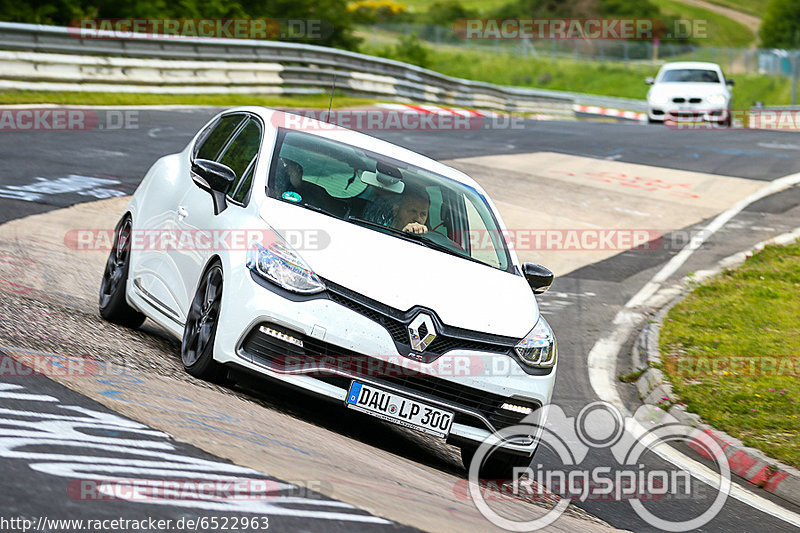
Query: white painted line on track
587 171 800 526
626 171 800 308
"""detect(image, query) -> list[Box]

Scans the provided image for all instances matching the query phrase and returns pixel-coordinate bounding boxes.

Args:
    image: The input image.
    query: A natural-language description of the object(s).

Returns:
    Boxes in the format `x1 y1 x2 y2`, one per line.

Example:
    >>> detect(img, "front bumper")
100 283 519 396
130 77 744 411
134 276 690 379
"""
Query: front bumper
212 267 557 454
648 105 729 123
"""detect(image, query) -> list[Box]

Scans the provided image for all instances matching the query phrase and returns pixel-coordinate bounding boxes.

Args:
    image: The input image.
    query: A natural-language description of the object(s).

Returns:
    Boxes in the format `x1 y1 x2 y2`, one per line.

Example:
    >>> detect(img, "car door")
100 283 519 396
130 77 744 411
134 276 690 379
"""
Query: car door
130 113 249 326
172 115 263 319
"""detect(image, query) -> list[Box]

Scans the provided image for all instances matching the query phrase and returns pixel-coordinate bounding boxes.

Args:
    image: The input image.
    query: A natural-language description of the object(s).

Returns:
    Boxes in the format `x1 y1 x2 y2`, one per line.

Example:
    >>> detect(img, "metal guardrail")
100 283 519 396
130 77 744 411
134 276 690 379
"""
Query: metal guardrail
0 21 652 116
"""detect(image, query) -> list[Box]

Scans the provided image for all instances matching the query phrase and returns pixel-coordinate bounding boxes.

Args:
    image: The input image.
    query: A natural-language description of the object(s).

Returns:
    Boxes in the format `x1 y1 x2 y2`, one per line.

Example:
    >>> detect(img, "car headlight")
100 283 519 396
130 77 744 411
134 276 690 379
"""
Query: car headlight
514 317 557 368
706 94 727 106
649 93 669 106
247 235 325 294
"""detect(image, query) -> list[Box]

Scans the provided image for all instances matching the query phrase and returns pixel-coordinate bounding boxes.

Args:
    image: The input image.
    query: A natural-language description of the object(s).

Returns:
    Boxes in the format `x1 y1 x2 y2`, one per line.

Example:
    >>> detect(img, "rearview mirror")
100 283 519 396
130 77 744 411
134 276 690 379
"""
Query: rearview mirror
191 159 236 215
645 76 654 85
522 263 554 294
726 78 735 86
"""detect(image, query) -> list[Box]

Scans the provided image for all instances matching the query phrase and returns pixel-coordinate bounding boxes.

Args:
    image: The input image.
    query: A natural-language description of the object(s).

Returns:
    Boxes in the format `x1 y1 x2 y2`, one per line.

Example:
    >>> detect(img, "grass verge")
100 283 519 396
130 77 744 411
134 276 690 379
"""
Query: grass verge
657 0 755 48
660 242 800 469
0 91 377 108
366 42 790 106
703 0 769 18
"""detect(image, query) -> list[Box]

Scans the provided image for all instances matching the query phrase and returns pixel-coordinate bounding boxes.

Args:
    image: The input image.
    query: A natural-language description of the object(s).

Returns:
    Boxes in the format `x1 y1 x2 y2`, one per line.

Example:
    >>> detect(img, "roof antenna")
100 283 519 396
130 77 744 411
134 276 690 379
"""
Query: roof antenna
326 73 337 125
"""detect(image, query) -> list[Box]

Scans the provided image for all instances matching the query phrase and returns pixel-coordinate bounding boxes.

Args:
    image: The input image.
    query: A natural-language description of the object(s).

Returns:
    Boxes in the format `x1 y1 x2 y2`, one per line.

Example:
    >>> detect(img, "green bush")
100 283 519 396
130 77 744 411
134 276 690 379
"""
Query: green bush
0 0 361 49
759 0 800 49
376 33 431 68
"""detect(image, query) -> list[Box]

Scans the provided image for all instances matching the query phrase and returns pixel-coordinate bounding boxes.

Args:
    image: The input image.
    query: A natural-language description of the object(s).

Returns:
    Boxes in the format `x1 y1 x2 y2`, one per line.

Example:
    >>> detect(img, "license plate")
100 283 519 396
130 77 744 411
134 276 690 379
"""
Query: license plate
345 381 454 438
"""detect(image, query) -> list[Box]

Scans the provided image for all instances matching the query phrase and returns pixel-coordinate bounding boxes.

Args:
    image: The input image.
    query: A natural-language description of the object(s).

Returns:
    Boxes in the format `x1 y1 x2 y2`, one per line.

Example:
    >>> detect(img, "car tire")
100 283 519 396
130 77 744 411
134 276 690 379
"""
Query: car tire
99 216 146 329
181 260 226 382
460 443 535 480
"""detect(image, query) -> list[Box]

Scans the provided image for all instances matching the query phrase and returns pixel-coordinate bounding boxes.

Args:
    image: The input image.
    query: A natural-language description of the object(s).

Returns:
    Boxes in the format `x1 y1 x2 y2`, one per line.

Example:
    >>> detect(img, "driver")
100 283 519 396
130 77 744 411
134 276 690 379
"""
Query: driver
391 186 430 234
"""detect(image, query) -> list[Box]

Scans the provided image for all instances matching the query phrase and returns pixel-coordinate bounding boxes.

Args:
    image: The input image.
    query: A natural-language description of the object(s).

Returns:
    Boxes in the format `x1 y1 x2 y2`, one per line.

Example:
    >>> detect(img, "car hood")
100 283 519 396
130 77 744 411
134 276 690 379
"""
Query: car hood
260 201 538 338
649 82 729 99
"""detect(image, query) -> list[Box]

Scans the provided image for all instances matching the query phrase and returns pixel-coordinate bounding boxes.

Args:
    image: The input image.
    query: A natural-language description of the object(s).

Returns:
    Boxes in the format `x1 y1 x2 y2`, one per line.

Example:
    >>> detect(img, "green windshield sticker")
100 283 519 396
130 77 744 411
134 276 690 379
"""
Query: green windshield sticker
282 191 302 203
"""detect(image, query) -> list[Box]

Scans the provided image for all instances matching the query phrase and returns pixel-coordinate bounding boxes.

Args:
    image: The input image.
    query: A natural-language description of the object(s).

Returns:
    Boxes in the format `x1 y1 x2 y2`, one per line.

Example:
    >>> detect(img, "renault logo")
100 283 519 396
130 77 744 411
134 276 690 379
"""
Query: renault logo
408 313 437 352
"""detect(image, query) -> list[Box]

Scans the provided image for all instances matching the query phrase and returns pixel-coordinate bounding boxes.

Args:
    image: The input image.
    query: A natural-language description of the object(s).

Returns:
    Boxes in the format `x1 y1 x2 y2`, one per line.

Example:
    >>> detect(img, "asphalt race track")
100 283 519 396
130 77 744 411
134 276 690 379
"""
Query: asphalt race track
2 107 800 532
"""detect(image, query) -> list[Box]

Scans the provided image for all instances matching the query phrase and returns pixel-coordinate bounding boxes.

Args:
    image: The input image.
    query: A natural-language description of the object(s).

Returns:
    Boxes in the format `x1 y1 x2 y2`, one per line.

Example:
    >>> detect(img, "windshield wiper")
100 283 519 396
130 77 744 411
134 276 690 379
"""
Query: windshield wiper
299 202 336 217
347 217 415 240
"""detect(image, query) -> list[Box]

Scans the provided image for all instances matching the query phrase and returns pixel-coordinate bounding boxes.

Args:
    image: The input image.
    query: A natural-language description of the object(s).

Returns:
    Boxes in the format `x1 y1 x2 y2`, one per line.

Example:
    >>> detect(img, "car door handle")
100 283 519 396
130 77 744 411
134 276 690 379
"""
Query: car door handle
177 206 189 219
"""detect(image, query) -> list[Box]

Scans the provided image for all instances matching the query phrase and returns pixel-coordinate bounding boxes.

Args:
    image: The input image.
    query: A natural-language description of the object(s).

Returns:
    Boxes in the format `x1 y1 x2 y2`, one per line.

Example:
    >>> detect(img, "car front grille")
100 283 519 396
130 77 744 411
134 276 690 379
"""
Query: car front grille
323 278 519 359
671 97 703 104
238 323 540 433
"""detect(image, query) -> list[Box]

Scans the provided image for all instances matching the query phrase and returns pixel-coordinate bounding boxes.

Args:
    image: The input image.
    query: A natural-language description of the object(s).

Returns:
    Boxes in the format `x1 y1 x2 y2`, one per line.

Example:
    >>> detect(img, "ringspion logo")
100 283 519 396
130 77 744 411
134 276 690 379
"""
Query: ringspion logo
466 402 731 531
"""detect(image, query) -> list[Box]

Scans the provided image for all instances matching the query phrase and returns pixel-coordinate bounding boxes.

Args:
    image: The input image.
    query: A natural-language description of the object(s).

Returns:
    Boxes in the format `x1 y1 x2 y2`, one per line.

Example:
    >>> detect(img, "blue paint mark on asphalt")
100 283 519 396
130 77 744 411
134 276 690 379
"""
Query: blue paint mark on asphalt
100 390 239 421
681 145 791 158
97 378 193 401
182 417 312 456
100 390 312 455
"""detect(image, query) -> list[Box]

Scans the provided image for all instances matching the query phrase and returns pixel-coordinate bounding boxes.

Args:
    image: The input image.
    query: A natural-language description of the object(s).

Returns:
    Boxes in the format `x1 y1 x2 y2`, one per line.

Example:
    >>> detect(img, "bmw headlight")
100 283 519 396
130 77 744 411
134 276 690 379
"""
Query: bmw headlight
706 94 727 106
514 317 557 368
649 92 669 106
247 235 325 294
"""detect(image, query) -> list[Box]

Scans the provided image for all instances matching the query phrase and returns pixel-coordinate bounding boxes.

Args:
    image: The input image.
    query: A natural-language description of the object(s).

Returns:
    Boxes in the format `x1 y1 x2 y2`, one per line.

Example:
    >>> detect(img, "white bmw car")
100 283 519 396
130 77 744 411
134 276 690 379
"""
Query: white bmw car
646 61 734 125
99 106 557 477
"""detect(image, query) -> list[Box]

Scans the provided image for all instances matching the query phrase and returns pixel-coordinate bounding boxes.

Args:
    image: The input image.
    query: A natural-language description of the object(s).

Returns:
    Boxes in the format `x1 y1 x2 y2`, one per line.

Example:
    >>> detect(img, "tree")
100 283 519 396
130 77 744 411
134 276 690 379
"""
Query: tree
425 1 477 25
0 0 360 50
759 0 800 49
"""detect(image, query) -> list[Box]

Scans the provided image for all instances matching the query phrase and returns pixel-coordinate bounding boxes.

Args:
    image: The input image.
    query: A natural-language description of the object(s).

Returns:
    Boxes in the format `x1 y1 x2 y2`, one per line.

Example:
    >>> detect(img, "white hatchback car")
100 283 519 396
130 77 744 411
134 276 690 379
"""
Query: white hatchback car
646 61 734 125
99 107 557 477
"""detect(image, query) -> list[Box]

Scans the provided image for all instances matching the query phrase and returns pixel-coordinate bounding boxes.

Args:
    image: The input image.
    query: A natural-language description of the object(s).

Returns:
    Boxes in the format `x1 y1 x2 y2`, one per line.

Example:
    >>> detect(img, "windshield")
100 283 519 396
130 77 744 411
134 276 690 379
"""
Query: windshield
660 68 720 83
267 129 511 271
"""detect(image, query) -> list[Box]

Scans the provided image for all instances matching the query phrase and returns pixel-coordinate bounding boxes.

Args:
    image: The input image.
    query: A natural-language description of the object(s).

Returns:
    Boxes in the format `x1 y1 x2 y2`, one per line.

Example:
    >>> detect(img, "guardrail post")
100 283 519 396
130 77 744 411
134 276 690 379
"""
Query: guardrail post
792 52 798 106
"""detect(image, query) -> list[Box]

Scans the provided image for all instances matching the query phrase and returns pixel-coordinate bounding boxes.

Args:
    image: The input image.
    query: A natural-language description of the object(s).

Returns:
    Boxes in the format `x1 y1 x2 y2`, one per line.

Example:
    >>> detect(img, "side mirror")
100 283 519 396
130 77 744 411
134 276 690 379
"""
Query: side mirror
522 263 554 294
645 76 654 85
726 79 735 86
191 159 236 215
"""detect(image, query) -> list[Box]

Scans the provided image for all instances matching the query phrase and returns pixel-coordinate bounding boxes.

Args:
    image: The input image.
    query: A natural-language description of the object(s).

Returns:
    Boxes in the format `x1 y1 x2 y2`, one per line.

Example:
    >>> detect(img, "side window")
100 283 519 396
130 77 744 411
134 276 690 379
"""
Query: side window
464 198 501 269
217 118 262 202
194 114 245 161
232 163 255 204
278 142 365 199
426 186 445 236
